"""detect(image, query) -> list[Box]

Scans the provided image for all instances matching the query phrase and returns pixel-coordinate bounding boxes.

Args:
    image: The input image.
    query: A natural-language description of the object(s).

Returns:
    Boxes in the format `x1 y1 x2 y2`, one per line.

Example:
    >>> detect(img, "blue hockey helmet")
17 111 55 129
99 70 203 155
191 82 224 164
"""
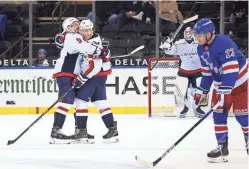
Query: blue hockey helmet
193 18 215 37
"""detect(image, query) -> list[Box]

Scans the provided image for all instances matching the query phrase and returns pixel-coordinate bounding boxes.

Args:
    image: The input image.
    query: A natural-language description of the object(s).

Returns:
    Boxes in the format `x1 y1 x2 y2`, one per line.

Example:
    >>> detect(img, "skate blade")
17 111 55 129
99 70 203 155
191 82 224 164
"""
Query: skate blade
208 156 228 163
195 113 205 118
69 138 95 144
103 136 119 143
49 138 72 144
179 114 186 118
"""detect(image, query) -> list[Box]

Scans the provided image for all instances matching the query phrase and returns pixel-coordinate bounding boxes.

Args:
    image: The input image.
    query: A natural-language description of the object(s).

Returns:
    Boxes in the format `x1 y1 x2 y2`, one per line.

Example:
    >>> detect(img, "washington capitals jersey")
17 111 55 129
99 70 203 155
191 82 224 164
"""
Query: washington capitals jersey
198 34 248 92
53 33 100 78
166 39 201 75
81 33 112 79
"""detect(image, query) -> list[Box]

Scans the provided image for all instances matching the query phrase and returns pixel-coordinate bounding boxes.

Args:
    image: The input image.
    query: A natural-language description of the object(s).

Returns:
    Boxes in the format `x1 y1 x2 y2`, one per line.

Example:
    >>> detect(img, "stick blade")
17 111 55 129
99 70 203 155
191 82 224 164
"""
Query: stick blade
7 140 15 145
130 45 145 55
183 15 199 24
135 156 154 168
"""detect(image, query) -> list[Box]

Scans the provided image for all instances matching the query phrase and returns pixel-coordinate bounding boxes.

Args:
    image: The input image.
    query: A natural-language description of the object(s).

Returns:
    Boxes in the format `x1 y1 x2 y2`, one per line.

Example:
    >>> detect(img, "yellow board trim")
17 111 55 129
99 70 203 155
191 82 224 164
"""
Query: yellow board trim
0 107 148 115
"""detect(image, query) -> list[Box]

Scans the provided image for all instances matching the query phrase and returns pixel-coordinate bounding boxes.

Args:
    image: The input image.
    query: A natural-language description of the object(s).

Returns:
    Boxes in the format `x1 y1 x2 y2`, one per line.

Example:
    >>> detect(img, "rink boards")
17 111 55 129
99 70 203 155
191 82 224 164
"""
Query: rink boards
0 67 215 115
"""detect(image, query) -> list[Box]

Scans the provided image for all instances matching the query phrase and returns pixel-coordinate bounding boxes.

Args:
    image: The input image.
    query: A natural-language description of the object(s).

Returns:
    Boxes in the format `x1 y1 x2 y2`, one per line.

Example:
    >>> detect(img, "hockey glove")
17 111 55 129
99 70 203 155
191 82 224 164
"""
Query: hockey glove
55 33 65 49
99 47 110 60
72 74 88 89
216 86 233 113
194 87 209 107
159 36 172 52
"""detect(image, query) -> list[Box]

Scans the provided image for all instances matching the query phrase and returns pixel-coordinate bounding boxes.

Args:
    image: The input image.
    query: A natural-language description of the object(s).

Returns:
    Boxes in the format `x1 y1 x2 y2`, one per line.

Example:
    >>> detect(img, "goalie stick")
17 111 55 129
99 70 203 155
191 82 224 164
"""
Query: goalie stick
135 101 220 168
7 87 74 145
110 45 145 59
150 15 199 71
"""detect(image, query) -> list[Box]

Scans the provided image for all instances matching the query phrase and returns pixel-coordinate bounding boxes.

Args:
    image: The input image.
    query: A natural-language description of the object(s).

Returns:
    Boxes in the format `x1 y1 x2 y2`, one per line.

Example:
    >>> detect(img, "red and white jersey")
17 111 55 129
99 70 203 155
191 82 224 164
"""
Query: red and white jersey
53 33 100 78
167 39 201 75
80 33 112 79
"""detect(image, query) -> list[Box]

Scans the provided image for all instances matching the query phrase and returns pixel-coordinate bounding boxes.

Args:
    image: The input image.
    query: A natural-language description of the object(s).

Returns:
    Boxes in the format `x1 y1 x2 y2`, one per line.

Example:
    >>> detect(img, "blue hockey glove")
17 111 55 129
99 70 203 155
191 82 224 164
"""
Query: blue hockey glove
72 74 88 88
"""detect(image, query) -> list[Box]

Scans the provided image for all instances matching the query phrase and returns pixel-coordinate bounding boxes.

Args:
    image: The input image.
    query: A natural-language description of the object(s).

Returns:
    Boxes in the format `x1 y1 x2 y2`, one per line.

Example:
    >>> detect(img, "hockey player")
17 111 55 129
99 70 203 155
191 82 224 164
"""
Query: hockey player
193 18 248 162
54 19 118 143
159 27 206 118
51 17 105 143
70 19 118 143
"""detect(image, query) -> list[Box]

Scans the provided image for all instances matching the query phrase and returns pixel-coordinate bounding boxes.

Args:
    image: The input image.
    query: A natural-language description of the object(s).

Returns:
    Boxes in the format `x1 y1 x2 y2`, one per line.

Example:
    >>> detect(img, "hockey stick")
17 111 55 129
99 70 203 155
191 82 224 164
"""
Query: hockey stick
7 87 74 145
135 102 220 168
150 15 199 71
110 45 145 59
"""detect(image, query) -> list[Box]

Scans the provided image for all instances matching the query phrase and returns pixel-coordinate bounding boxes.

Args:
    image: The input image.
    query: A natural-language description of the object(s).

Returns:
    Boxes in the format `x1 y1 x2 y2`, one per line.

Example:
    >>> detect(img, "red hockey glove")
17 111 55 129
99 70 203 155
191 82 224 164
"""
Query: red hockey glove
216 86 233 113
72 74 88 89
99 47 110 59
194 87 209 106
55 33 65 49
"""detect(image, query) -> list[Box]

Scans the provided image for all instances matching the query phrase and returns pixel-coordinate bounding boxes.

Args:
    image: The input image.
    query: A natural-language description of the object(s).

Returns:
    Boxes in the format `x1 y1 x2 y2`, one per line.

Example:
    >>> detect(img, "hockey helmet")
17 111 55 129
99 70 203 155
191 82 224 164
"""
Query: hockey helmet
62 17 80 32
193 18 215 37
80 19 94 30
184 27 194 41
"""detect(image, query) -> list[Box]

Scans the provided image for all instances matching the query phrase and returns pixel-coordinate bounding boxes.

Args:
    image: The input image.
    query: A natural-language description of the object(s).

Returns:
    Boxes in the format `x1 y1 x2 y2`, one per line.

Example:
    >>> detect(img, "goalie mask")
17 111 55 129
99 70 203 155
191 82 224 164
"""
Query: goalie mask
79 19 94 40
184 27 194 43
62 17 80 33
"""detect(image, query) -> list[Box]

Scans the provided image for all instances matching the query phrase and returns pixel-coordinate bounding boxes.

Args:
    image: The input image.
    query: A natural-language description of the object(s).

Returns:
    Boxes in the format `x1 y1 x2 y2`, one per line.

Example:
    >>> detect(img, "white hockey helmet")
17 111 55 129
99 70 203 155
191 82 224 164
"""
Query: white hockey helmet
80 19 94 30
62 17 80 32
184 27 194 41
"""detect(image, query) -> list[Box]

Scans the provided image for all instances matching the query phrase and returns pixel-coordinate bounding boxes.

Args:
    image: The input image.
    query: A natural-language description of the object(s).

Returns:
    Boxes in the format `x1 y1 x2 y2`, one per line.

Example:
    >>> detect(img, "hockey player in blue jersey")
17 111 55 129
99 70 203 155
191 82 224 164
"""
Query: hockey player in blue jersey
193 18 248 163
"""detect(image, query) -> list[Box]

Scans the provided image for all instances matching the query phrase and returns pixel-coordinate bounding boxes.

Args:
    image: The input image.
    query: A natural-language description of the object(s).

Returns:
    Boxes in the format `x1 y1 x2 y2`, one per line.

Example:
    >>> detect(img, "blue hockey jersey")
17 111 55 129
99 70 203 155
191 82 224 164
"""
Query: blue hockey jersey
197 35 248 92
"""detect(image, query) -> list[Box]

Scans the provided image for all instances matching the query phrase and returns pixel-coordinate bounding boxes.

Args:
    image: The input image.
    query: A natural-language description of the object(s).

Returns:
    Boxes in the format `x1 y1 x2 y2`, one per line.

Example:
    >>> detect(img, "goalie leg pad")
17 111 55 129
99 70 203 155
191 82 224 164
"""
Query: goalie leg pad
174 76 189 105
75 98 88 129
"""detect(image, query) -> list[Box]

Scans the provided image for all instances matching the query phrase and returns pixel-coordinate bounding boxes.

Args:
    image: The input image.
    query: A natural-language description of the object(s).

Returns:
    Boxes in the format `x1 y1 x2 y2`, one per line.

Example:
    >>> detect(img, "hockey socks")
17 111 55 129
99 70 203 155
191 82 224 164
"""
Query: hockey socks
213 112 228 144
235 115 248 140
100 108 114 128
75 109 88 129
53 102 71 129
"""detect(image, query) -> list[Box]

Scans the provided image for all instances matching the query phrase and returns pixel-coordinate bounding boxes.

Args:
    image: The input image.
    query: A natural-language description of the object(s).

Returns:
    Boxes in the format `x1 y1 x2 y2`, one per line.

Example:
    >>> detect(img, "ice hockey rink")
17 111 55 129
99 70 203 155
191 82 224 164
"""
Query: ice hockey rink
0 114 248 169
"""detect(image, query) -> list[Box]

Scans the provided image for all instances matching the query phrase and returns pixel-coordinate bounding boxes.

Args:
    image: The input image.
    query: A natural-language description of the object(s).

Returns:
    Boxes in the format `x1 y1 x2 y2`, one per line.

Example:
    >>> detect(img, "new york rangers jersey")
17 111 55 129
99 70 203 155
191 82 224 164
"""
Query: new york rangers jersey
53 33 100 78
166 39 201 75
81 33 112 79
198 35 248 92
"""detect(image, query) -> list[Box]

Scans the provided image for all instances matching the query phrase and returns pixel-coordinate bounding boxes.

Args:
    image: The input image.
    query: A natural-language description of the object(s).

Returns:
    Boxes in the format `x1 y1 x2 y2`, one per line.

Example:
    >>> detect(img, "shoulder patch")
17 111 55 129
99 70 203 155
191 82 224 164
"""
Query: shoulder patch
225 48 235 58
175 39 186 45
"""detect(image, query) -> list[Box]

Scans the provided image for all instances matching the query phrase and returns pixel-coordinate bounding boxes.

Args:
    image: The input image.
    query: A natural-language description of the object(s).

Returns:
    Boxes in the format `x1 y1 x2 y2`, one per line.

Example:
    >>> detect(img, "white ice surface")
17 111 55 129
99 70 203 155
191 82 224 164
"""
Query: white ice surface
0 114 248 169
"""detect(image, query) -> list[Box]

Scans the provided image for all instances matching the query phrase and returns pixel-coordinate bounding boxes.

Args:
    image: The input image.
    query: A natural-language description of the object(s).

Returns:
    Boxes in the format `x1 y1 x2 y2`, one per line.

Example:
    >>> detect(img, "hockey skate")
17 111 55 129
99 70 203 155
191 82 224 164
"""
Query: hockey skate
69 128 95 144
195 106 205 118
207 140 229 163
179 105 188 118
103 121 119 143
50 126 71 144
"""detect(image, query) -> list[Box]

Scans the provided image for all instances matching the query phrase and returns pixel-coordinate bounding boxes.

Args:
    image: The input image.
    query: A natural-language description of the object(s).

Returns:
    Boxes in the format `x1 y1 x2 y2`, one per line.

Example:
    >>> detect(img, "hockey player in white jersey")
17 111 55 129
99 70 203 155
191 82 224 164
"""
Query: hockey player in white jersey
70 19 118 143
51 17 105 143
159 27 206 118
